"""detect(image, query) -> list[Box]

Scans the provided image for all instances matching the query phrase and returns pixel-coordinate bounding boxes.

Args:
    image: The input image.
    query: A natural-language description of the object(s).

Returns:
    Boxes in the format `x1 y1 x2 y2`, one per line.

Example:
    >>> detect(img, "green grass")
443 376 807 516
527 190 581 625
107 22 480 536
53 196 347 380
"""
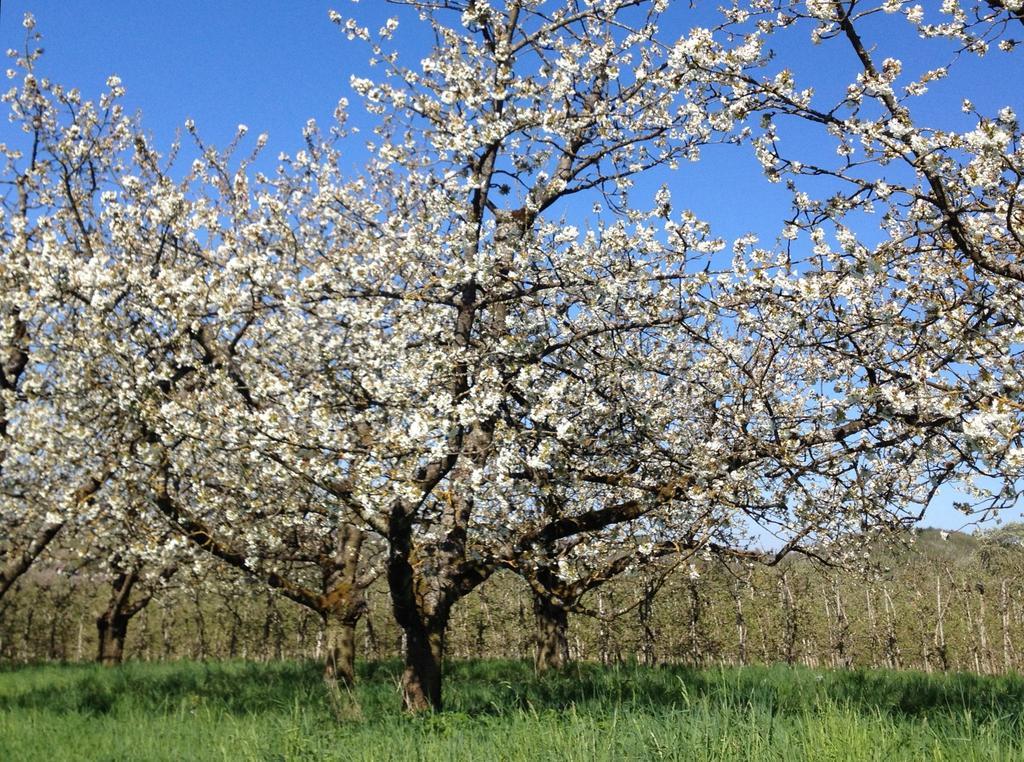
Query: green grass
2 659 1023 760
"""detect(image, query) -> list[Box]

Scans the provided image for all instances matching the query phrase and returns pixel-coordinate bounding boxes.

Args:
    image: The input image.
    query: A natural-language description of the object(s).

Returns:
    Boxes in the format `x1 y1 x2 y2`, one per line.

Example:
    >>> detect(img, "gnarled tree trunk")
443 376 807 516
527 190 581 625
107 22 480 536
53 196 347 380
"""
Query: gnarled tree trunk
533 592 569 673
387 516 465 712
320 523 370 692
320 598 365 721
389 539 450 711
400 614 447 712
323 609 359 689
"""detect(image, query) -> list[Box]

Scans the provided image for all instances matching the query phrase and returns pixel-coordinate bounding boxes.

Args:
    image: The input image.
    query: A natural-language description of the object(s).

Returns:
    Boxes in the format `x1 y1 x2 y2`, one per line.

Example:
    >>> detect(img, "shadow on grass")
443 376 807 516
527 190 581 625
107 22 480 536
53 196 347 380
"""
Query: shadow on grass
436 659 1024 723
0 660 327 716
2 658 1024 726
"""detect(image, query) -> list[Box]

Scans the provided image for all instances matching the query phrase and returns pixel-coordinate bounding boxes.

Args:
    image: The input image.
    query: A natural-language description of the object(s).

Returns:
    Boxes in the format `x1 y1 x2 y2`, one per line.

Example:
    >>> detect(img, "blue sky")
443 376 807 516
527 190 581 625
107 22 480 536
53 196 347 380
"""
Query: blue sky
0 2 369 153
2 1 1021 534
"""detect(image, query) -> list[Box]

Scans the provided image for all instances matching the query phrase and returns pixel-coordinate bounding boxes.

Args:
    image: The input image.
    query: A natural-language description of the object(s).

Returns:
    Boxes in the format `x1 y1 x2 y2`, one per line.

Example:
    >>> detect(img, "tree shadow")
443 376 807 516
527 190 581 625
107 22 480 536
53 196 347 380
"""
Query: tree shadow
0 660 325 716
440 660 1024 725
2 659 1023 727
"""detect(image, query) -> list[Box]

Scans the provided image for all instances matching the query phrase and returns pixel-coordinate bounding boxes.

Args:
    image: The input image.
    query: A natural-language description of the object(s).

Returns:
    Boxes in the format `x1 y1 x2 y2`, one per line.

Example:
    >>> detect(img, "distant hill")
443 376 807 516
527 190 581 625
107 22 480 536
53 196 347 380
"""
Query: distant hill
792 525 1024 575
860 524 1024 573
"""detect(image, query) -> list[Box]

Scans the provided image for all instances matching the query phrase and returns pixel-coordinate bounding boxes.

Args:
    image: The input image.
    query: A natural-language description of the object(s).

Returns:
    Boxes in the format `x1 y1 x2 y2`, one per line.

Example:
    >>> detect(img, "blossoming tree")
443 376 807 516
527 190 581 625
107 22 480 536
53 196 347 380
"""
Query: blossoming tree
3 0 1022 718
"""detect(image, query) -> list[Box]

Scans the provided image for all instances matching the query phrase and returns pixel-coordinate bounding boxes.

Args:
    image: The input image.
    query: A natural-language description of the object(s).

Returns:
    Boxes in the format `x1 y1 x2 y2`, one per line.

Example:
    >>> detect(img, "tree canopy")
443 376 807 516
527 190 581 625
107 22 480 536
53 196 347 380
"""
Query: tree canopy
1 0 1021 712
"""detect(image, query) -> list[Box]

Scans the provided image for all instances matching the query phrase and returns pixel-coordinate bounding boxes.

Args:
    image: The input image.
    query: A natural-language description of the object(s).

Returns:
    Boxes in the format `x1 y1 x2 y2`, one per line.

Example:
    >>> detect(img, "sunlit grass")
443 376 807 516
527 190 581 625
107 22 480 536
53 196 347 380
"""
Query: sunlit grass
2 659 1022 760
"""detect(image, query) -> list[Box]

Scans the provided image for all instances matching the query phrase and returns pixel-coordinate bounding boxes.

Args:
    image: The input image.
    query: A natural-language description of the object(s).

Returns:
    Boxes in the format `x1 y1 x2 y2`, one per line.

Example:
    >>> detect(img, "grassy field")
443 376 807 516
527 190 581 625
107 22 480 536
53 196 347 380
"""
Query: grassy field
2 660 1023 761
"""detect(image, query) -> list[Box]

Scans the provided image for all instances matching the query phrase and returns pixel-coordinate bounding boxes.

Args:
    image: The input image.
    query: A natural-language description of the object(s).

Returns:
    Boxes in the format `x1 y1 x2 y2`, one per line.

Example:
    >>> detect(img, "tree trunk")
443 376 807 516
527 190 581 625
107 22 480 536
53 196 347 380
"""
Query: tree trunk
95 569 144 666
885 586 901 670
192 587 207 660
597 592 611 666
385 509 488 712
227 609 241 659
639 580 657 667
260 592 274 661
975 583 993 674
780 572 797 666
96 612 129 666
400 616 446 712
533 593 569 673
22 605 34 660
387 516 449 713
320 521 369 689
364 594 381 661
831 582 851 669
160 599 174 659
733 580 748 666
323 612 358 689
933 575 948 671
688 578 702 667
1000 579 1014 672
321 608 363 721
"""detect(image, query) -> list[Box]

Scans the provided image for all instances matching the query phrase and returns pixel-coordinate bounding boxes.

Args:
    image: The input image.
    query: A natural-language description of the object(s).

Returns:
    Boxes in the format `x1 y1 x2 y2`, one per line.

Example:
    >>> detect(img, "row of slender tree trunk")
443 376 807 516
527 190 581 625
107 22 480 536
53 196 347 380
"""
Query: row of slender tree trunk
6 559 1024 681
